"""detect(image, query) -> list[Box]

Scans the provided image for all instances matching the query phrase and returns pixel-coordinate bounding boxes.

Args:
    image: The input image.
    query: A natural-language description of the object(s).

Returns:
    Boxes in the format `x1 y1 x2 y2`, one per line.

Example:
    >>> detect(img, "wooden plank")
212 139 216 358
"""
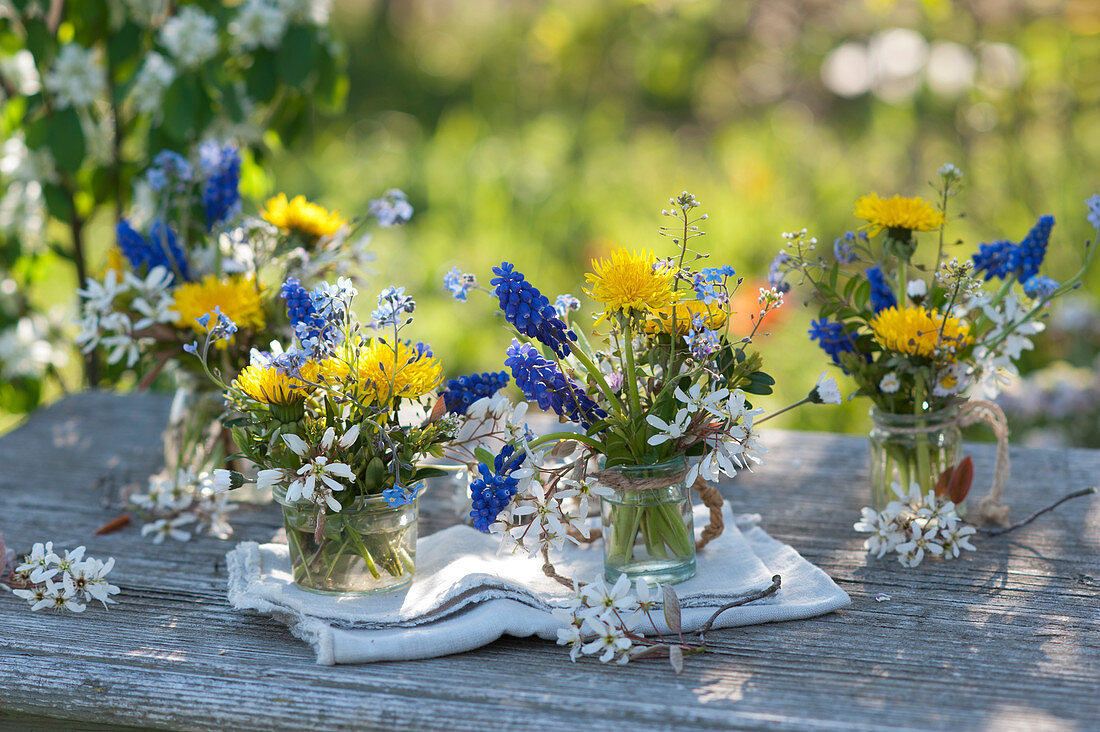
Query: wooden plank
1 393 1098 731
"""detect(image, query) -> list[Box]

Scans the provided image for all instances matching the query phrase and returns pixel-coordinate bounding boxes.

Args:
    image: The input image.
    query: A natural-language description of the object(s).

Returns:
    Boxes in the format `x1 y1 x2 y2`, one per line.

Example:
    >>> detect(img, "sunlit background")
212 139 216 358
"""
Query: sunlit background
16 0 1100 443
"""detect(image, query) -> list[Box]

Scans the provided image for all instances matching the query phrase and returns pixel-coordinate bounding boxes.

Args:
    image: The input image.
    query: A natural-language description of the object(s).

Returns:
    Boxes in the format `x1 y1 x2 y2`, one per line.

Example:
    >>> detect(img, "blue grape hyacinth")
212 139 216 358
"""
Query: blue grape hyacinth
505 340 606 428
492 262 578 358
866 266 897 312
116 219 190 282
441 371 510 415
469 444 528 531
809 317 866 372
199 142 242 230
1016 215 1054 282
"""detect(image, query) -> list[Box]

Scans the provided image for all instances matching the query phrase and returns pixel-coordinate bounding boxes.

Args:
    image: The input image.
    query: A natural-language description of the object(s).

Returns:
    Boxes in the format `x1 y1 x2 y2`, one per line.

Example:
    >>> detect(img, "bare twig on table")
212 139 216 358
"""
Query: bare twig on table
978 488 1096 536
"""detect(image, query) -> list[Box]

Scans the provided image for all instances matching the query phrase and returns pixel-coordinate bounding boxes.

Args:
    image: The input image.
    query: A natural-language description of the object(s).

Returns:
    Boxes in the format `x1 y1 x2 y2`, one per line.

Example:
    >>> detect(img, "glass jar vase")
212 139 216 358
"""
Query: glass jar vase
869 405 962 510
276 490 418 595
598 457 696 586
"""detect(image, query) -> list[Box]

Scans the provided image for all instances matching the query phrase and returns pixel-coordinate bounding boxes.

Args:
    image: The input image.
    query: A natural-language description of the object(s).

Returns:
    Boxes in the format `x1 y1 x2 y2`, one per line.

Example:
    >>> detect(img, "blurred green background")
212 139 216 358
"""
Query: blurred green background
27 0 1100 439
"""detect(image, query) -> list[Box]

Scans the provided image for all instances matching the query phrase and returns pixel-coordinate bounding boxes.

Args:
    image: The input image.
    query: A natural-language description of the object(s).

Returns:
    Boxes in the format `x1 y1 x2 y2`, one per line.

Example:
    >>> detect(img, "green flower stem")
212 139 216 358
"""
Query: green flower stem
912 381 933 495
568 346 628 420
527 430 605 452
346 527 383 580
621 318 643 417
286 526 315 586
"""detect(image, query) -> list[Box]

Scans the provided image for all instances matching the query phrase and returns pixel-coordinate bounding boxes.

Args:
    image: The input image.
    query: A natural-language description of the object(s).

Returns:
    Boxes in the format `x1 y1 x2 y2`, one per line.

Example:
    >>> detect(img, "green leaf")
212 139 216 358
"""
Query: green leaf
107 21 142 70
42 183 73 224
411 467 448 481
473 447 495 466
246 50 278 103
160 75 212 141
277 26 317 88
46 107 85 173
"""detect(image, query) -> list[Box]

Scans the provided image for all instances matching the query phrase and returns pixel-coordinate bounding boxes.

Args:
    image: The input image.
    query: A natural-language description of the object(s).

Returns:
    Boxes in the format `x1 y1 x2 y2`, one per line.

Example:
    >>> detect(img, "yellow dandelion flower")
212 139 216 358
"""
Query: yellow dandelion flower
233 363 311 406
854 194 945 237
583 248 678 326
352 339 443 407
102 246 127 277
646 299 728 335
870 306 972 361
261 193 346 239
173 275 265 340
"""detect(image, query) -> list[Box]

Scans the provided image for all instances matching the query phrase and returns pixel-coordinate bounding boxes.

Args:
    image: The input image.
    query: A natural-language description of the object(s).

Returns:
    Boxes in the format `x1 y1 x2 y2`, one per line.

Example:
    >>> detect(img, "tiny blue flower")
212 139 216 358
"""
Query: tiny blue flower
1022 275 1059 302
443 267 477 302
383 482 421 507
1087 194 1100 230
369 189 414 227
554 294 581 319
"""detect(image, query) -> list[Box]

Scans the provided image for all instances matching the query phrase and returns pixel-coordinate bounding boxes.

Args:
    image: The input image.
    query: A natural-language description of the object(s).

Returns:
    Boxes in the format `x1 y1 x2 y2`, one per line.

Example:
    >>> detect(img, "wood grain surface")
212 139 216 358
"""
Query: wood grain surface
1 392 1097 731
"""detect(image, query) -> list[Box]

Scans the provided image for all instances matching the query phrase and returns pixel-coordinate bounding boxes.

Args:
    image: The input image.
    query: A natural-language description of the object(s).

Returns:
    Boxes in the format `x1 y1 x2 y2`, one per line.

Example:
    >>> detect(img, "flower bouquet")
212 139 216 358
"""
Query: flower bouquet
188 278 454 594
774 166 1098 521
75 142 411 535
448 192 835 586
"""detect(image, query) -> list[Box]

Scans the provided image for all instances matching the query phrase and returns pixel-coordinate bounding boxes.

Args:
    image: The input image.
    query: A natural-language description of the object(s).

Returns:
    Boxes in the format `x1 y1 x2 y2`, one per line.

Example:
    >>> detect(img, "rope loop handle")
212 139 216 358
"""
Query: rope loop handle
878 399 1011 526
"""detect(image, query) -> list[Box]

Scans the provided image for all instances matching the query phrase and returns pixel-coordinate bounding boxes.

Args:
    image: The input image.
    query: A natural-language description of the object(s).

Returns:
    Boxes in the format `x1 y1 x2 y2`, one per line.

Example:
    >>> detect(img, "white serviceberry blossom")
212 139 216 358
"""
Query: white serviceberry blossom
854 481 975 568
44 44 106 109
0 180 45 247
257 468 286 492
231 0 288 51
674 382 728 417
0 50 42 96
810 373 842 405
580 617 633 664
142 514 197 544
645 408 691 446
129 52 176 115
123 0 169 26
282 432 355 511
9 544 120 612
907 279 928 300
0 314 68 381
159 6 220 68
879 372 901 394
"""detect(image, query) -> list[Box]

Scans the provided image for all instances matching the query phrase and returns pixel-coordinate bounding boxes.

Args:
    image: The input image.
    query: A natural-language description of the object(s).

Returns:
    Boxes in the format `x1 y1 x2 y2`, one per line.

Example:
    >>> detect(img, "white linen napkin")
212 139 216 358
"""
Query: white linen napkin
226 505 850 664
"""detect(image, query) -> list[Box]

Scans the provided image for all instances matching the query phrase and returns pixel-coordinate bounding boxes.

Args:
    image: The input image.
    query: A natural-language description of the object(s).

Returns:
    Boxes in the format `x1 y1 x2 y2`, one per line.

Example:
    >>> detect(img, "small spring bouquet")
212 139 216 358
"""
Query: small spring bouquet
76 142 407 380
447 193 836 586
773 166 1099 521
75 142 411 540
188 278 454 594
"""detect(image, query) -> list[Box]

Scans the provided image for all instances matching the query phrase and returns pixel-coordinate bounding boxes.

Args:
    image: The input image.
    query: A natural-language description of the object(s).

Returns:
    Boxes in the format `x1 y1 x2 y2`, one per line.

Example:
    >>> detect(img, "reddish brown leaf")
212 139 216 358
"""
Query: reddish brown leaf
428 394 448 423
94 514 131 535
948 455 974 504
934 464 953 497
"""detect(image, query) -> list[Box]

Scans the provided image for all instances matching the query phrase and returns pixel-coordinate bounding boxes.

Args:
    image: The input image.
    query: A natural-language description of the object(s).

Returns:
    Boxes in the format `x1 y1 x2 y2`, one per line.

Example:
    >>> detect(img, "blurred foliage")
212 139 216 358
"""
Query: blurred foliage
13 0 1100 442
259 0 1099 438
0 0 346 422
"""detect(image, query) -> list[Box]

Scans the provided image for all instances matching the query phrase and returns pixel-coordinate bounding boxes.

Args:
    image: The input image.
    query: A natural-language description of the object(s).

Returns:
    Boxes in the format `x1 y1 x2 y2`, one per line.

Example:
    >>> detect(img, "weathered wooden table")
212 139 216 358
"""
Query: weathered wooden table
1 392 1098 731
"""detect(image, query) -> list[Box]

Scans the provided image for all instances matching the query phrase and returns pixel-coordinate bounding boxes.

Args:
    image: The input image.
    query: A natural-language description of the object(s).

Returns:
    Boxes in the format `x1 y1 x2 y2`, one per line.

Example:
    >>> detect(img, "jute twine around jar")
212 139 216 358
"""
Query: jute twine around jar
539 465 725 587
585 466 726 551
882 399 1012 526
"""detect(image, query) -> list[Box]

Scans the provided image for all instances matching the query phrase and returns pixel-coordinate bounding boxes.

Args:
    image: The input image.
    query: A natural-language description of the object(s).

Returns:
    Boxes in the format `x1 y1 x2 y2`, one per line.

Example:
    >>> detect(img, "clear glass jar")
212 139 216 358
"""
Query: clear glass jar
599 457 696 586
869 406 961 510
276 489 418 595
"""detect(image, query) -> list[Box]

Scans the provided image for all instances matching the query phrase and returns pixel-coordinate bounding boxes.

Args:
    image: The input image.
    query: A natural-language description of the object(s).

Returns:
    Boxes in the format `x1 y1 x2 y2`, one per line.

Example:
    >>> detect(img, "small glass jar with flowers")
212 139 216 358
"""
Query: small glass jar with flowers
187 278 454 594
445 193 839 586
773 166 1098 521
75 143 412 535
